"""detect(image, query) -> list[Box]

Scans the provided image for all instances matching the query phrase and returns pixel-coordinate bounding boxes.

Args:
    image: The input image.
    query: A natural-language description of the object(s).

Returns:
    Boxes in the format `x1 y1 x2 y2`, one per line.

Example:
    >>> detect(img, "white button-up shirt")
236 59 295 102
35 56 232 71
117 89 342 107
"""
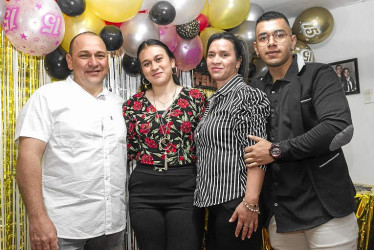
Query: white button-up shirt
15 76 127 239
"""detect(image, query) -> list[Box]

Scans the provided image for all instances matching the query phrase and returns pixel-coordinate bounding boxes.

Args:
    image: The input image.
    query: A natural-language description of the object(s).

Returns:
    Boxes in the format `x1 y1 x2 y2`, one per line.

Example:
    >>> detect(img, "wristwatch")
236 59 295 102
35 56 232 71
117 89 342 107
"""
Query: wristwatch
269 143 281 159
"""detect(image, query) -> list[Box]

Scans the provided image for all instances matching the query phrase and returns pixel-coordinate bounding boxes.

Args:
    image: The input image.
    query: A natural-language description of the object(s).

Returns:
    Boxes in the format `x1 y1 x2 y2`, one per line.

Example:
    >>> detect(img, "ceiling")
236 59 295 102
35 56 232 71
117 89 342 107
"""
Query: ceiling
250 0 374 19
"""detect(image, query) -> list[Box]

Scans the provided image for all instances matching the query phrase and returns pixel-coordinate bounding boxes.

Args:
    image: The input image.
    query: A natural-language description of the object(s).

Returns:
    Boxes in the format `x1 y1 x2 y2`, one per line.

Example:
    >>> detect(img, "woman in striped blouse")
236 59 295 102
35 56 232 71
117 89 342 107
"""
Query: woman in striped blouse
194 33 270 249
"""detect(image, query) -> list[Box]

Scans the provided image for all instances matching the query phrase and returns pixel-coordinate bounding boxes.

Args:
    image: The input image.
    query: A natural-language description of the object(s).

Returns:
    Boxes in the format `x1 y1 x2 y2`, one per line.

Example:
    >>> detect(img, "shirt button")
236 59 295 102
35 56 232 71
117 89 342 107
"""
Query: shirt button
105 156 108 159
274 203 278 207
271 109 275 113
271 91 275 94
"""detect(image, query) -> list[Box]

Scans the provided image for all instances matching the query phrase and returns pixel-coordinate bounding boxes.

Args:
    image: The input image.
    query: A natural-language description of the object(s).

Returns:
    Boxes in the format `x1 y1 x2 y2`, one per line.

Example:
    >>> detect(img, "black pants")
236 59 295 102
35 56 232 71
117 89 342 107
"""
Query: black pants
129 164 204 250
206 197 264 250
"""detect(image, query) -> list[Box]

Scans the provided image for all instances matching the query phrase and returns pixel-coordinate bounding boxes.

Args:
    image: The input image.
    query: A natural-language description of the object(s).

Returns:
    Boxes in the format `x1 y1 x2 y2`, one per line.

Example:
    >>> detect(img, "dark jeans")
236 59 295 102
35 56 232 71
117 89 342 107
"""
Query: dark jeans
129 164 204 250
206 197 264 250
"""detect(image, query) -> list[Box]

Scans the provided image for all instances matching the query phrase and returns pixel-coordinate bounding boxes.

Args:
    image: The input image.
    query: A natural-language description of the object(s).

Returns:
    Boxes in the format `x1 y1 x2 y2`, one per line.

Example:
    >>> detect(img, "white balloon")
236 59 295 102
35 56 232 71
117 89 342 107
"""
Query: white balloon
167 0 204 25
140 0 155 11
246 3 264 21
0 0 6 23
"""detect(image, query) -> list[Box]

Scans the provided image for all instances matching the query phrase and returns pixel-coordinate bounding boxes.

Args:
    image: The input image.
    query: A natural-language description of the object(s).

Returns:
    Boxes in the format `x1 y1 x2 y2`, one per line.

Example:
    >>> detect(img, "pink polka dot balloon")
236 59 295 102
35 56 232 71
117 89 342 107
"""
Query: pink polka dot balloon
3 0 65 56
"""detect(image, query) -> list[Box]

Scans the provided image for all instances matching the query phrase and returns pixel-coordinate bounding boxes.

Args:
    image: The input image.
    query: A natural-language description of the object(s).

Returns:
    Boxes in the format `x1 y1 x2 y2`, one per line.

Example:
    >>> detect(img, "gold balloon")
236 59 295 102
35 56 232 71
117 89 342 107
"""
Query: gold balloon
61 9 106 52
208 0 250 29
86 0 142 23
201 0 209 16
292 40 315 62
200 27 225 57
292 7 334 44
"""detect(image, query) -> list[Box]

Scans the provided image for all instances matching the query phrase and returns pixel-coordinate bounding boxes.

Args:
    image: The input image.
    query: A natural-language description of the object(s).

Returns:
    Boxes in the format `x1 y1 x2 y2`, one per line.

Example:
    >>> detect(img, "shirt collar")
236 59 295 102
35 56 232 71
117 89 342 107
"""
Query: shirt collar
67 75 108 98
262 54 305 85
212 74 243 98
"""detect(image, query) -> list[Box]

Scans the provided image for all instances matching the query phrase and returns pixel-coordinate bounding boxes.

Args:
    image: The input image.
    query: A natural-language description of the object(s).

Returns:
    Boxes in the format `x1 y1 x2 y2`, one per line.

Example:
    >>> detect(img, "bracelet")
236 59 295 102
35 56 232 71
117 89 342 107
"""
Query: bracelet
242 198 260 214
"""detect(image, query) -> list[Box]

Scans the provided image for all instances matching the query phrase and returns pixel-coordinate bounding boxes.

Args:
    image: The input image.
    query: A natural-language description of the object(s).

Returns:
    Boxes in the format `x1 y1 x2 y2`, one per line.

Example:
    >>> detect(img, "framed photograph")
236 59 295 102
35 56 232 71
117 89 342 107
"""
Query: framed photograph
329 58 360 95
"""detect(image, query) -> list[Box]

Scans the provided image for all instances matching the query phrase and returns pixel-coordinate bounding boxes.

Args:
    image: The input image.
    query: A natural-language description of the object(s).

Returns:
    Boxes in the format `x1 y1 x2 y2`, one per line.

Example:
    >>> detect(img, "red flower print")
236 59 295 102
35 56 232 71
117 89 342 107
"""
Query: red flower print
133 92 144 98
189 89 202 98
170 109 183 117
140 123 151 134
146 105 156 112
177 98 189 108
133 101 143 111
145 138 158 148
126 100 131 105
141 154 154 164
179 156 184 161
127 143 132 148
166 143 177 153
122 106 127 114
181 121 192 133
189 134 194 140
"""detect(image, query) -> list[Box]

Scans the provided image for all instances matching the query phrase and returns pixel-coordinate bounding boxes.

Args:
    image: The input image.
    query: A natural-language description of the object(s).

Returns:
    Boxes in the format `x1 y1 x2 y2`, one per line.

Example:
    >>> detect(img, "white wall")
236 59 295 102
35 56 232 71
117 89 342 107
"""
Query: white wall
292 1 374 184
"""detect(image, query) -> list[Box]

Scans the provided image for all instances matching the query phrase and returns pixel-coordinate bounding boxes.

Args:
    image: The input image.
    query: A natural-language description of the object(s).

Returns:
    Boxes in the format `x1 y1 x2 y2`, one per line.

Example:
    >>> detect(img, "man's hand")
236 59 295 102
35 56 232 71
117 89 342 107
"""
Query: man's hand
244 135 274 168
29 214 58 250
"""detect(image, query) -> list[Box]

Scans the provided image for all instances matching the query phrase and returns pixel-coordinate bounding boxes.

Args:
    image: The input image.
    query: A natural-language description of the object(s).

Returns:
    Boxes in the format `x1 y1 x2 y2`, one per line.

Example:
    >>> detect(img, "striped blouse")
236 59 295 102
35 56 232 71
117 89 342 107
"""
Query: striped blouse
194 75 270 207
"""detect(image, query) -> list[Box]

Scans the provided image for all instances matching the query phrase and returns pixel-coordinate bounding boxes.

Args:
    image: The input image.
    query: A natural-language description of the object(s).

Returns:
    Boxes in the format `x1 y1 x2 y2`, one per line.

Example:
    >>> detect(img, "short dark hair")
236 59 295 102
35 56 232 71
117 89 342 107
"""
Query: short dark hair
206 32 249 81
336 64 342 70
136 39 180 91
256 11 291 28
69 31 101 55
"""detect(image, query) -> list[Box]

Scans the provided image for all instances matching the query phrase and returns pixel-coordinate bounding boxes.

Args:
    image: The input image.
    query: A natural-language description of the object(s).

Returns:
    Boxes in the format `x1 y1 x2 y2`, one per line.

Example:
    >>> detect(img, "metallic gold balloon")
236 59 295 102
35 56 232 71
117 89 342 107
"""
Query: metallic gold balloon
200 27 225 57
61 9 106 52
201 0 209 16
292 7 334 44
86 0 142 23
292 40 315 63
208 0 250 29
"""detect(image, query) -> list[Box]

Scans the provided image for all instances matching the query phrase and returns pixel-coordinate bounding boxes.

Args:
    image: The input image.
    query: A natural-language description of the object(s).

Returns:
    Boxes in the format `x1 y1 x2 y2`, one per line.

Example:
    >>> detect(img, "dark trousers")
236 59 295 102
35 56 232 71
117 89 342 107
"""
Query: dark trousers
129 164 204 250
206 197 264 250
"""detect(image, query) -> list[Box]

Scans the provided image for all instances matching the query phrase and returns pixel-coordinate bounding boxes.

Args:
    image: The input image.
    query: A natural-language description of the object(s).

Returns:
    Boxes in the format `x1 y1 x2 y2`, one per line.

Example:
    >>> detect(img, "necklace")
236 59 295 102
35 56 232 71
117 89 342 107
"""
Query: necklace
152 86 177 109
152 85 177 171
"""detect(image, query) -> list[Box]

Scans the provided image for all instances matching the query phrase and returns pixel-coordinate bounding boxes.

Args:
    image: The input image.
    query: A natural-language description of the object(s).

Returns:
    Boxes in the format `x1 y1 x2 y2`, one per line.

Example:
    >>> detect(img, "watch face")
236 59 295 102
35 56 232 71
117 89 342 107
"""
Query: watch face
271 145 281 157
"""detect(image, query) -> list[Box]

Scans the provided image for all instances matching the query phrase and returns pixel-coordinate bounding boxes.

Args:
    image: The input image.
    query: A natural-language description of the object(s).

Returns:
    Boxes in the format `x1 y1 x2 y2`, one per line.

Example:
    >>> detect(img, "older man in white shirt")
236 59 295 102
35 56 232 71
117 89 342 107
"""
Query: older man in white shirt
15 32 127 250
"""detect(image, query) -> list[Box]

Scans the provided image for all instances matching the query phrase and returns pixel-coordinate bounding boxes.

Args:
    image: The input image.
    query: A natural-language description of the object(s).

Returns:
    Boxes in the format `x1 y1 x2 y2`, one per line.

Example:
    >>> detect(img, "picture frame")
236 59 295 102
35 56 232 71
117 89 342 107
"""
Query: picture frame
329 58 360 95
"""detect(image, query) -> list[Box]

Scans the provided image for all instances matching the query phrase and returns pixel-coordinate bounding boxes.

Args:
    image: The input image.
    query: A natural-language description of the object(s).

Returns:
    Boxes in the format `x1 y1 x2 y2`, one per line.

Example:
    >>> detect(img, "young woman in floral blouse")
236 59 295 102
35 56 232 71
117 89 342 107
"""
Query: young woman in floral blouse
122 39 207 250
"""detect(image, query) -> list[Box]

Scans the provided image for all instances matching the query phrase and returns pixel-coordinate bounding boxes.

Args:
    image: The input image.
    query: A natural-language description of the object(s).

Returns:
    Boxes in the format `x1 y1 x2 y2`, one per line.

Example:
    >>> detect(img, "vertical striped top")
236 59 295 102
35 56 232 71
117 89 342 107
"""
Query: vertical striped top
194 75 270 207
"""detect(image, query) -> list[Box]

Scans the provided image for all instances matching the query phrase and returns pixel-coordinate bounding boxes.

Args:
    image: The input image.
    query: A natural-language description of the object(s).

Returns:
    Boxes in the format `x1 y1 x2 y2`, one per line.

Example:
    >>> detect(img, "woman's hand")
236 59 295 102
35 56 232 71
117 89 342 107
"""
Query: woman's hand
229 201 258 240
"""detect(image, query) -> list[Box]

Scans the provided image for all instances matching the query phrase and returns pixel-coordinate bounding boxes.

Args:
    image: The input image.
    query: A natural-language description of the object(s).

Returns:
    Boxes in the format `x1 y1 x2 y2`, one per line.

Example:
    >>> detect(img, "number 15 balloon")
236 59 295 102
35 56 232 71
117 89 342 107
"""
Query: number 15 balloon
3 0 65 56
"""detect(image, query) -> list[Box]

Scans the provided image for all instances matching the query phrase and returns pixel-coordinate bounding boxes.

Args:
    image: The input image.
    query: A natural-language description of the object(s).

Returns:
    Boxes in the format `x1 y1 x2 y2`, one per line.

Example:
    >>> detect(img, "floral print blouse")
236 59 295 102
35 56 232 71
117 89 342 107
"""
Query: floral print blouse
123 88 207 166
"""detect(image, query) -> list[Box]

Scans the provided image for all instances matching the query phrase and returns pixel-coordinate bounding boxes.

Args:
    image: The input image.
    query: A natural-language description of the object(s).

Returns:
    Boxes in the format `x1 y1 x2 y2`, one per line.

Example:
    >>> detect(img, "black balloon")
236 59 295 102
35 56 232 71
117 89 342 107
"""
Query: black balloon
44 47 72 80
194 58 208 73
176 19 199 40
149 1 176 25
122 54 140 76
100 25 123 51
57 0 85 17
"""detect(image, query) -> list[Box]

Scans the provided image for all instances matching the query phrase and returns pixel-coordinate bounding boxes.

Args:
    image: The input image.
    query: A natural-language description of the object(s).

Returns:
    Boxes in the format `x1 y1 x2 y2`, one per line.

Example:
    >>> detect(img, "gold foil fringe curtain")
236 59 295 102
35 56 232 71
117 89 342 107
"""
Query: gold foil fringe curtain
0 28 215 249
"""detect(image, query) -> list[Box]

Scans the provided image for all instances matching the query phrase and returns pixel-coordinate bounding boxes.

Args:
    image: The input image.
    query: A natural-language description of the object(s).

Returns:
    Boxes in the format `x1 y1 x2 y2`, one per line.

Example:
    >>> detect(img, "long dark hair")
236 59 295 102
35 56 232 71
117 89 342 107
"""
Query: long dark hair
206 33 249 81
136 39 180 91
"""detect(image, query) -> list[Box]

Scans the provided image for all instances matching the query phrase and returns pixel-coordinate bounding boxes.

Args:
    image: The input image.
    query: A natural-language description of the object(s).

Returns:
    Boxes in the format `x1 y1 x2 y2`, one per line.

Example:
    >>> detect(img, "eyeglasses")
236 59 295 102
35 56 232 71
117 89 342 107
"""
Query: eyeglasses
256 30 292 47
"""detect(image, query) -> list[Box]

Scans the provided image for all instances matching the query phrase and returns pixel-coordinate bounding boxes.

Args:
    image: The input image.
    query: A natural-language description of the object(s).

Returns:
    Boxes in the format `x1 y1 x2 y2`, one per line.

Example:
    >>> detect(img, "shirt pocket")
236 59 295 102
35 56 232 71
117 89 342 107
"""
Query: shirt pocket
57 112 98 148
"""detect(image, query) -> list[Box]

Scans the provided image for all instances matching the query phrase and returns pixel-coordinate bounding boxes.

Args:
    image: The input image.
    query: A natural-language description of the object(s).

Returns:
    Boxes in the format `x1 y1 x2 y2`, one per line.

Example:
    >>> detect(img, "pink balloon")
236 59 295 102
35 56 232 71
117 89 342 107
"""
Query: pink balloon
174 35 203 72
3 0 65 56
159 25 178 52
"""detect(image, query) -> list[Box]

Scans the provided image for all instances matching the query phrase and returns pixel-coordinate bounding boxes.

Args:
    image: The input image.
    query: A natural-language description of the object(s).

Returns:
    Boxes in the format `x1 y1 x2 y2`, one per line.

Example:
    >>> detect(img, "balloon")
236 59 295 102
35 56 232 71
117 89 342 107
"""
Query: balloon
201 0 209 16
176 20 199 40
100 25 123 51
251 57 267 78
229 20 256 55
122 54 140 76
200 27 225 57
196 14 209 32
149 1 176 25
159 25 178 52
120 13 160 58
174 35 203 71
61 8 105 52
140 0 154 11
292 40 315 63
0 0 6 23
57 0 85 17
3 0 65 56
44 46 72 80
167 0 204 25
292 7 334 44
246 3 264 22
86 0 142 23
208 0 250 29
194 58 208 73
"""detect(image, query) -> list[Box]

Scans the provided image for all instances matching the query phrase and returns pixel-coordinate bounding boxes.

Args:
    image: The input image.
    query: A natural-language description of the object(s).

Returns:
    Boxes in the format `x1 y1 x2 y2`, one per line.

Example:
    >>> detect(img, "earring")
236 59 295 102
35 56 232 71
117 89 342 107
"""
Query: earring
172 67 178 76
142 78 151 90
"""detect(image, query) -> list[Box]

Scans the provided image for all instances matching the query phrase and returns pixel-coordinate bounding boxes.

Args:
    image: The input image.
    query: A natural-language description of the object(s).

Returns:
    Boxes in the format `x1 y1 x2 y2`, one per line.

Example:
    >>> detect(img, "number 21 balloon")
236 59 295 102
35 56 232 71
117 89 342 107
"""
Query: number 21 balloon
3 0 65 56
